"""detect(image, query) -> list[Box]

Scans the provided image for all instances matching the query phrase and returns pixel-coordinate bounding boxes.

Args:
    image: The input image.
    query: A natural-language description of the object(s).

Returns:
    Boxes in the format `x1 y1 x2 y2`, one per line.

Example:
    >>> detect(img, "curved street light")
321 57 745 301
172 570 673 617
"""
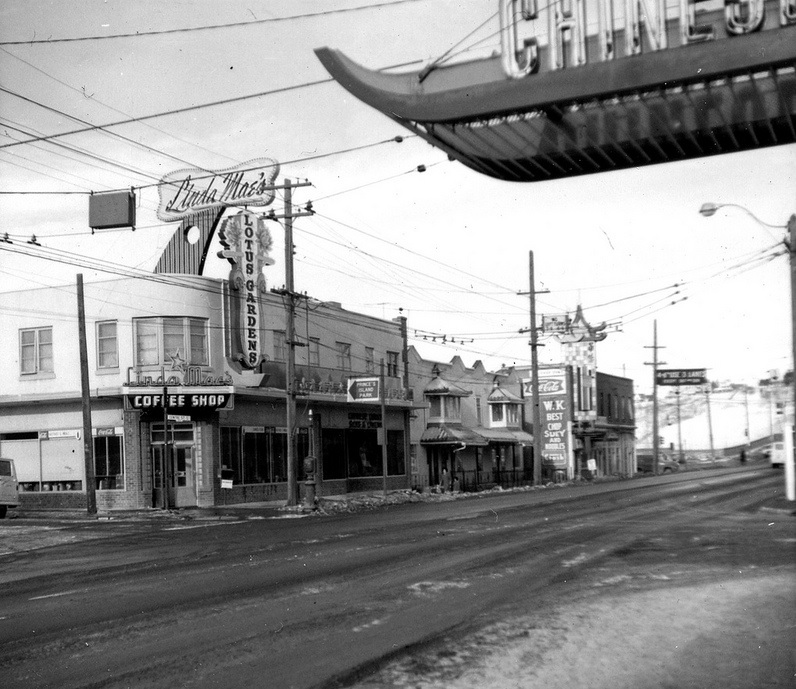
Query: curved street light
700 203 796 500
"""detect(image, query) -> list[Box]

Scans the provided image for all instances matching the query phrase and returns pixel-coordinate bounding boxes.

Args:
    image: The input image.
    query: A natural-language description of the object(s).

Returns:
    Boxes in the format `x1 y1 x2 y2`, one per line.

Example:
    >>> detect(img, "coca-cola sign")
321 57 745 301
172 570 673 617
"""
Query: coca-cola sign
538 379 564 394
157 158 279 222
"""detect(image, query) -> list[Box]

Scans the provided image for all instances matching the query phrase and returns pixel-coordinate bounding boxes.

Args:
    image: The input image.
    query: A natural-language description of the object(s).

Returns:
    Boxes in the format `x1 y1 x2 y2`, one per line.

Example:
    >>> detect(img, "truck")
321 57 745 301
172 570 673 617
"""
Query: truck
0 457 20 518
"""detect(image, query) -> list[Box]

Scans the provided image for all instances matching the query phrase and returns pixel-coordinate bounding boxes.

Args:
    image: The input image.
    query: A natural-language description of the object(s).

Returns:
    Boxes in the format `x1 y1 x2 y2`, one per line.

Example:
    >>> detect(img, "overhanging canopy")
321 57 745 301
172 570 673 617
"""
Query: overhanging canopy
316 14 796 182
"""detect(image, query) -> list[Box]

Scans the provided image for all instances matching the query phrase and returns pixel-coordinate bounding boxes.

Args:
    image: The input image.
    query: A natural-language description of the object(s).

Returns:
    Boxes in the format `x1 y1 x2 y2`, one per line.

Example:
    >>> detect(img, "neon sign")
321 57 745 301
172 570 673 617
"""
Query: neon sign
157 158 279 222
218 210 275 369
499 0 794 78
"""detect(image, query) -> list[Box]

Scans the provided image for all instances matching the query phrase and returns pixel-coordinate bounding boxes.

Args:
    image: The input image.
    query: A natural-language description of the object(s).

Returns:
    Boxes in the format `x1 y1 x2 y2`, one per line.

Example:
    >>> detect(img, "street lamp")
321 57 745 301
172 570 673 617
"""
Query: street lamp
699 202 796 500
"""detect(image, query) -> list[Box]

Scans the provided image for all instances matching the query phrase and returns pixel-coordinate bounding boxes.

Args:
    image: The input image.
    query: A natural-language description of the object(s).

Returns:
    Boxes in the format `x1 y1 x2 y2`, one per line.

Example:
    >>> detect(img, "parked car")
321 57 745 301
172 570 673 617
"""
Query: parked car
0 457 20 518
636 453 680 474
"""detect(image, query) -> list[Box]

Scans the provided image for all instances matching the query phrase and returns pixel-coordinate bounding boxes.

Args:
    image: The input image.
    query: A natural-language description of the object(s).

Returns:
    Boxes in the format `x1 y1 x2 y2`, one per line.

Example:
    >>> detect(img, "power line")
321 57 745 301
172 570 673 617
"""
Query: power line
0 1 427 45
0 79 334 151
0 86 222 173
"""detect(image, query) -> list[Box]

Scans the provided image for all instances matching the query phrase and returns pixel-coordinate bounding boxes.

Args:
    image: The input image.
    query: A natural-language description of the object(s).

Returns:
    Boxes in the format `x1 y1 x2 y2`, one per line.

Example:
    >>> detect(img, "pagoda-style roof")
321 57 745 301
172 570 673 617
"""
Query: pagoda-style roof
558 305 608 344
487 384 523 404
423 370 472 397
315 3 796 182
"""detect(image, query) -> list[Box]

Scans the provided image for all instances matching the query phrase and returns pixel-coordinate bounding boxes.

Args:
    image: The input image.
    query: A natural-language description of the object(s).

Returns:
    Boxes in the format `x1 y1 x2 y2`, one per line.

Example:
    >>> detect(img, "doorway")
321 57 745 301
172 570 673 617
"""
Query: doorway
152 445 195 508
151 422 197 508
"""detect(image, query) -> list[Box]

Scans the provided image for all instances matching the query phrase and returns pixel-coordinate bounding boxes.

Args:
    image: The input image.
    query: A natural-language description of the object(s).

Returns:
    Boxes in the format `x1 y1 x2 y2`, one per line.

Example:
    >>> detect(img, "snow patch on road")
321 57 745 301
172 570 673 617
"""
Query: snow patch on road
408 581 471 597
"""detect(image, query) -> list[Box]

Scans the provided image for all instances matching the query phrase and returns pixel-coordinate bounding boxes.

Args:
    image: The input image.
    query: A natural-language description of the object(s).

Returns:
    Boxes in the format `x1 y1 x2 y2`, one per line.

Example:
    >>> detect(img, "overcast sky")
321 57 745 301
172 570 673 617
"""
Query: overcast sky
1 0 794 392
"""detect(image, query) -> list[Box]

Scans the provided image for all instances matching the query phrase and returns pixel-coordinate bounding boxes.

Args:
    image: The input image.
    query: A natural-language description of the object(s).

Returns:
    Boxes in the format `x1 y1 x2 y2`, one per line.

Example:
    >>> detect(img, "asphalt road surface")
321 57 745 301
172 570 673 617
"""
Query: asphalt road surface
0 466 793 688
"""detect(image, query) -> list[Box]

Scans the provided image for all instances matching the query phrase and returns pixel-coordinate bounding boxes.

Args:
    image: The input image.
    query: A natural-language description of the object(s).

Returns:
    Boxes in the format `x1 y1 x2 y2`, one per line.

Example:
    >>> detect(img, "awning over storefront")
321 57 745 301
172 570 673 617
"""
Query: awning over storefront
477 428 534 445
420 424 488 446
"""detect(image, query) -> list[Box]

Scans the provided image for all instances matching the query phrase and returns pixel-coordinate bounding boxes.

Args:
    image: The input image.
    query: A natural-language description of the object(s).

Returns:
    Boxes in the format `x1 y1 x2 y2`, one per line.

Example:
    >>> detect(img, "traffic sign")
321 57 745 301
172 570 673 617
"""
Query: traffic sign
656 368 707 386
347 377 380 402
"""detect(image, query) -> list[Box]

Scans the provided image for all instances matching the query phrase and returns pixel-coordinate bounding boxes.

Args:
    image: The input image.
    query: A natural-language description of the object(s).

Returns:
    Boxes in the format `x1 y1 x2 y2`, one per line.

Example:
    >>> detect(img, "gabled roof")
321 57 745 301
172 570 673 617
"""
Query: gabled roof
487 385 523 403
423 369 471 397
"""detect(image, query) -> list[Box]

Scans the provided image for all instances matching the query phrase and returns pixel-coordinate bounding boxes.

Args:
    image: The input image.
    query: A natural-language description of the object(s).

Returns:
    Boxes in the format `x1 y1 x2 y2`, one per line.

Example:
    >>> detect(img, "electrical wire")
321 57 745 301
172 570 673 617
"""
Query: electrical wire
0 1 428 45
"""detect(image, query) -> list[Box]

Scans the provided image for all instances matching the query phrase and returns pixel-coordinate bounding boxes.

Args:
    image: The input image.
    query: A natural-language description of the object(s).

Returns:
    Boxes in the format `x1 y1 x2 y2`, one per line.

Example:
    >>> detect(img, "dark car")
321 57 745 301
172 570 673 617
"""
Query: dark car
636 453 680 474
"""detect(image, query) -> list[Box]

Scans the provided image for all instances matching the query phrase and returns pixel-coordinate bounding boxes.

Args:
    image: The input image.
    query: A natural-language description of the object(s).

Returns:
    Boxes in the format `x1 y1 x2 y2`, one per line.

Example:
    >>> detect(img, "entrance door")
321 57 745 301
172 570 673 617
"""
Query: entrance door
151 445 196 508
171 446 195 507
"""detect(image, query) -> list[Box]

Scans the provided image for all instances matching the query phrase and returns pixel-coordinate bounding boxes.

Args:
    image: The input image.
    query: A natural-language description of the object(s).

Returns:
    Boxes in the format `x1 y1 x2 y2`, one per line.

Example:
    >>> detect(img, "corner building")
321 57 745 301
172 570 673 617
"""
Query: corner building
0 276 414 510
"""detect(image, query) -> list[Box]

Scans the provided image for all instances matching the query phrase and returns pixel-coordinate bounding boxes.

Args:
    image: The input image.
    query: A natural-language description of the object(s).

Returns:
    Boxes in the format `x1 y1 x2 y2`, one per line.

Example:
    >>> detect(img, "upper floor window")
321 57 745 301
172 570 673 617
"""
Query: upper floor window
365 347 375 374
506 404 519 426
475 397 482 425
309 337 320 367
428 395 461 422
273 330 287 361
134 317 209 368
20 326 53 375
96 321 118 369
387 351 399 377
489 402 520 426
336 341 352 371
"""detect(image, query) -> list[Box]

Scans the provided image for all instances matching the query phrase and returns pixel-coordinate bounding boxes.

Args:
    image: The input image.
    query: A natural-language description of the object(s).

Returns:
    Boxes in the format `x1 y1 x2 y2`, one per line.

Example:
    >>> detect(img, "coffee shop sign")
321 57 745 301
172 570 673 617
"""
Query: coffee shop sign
157 158 279 222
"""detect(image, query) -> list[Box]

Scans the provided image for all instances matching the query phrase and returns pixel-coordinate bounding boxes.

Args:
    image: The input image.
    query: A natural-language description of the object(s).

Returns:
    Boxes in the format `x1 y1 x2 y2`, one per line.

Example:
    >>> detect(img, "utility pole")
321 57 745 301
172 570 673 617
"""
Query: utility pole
518 251 548 485
644 320 666 475
268 178 313 507
705 385 715 460
675 386 683 464
76 274 97 515
380 359 389 497
787 216 796 499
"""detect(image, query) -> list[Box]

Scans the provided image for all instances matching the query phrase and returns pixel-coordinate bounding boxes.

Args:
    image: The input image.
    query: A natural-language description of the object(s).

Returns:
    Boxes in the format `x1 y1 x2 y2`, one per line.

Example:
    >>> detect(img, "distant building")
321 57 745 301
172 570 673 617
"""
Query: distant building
407 350 533 492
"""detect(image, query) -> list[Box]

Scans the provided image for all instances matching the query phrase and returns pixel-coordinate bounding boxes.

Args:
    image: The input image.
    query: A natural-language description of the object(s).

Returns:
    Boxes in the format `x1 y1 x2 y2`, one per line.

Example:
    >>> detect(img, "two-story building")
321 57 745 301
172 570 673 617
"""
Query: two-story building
0 274 414 511
407 350 534 491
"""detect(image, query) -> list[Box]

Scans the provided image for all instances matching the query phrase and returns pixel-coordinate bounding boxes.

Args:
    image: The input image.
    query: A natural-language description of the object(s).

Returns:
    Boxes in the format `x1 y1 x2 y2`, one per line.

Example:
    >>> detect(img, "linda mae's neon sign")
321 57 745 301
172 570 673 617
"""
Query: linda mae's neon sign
499 0 795 78
157 158 279 222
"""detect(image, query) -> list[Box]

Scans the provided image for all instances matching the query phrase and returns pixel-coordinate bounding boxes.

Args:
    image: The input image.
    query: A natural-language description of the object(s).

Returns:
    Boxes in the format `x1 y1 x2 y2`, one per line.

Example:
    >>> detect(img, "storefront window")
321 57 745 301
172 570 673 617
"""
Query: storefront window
387 430 405 475
322 428 347 480
94 435 124 489
220 427 241 483
221 427 307 484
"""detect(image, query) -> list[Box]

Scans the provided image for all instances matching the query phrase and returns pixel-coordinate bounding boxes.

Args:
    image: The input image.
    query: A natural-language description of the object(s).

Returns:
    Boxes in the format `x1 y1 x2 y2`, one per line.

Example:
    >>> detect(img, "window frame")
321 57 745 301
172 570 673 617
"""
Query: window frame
273 330 287 362
19 326 54 376
387 350 399 377
96 320 119 370
336 341 352 371
364 347 375 374
309 337 320 367
133 317 209 368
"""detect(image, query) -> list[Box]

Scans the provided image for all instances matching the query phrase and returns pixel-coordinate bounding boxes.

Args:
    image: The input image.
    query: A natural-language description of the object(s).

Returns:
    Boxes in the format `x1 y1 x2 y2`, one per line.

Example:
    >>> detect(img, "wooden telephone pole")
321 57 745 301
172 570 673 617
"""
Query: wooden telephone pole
519 251 548 485
644 321 666 475
268 178 313 507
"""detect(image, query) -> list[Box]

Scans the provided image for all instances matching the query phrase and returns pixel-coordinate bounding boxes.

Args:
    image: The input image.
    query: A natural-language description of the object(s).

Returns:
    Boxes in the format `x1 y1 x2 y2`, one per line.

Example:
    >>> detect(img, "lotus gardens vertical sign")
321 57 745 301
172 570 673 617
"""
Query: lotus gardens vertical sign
218 210 275 368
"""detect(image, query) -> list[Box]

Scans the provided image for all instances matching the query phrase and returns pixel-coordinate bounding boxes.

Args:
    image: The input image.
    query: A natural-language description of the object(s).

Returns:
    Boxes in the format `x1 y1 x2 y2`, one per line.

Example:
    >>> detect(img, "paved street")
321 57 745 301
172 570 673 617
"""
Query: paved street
0 466 793 689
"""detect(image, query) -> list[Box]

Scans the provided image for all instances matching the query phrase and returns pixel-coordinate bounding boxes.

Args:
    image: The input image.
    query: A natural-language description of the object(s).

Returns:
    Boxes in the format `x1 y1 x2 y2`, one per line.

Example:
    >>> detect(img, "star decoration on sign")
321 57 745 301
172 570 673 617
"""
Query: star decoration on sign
168 349 187 373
